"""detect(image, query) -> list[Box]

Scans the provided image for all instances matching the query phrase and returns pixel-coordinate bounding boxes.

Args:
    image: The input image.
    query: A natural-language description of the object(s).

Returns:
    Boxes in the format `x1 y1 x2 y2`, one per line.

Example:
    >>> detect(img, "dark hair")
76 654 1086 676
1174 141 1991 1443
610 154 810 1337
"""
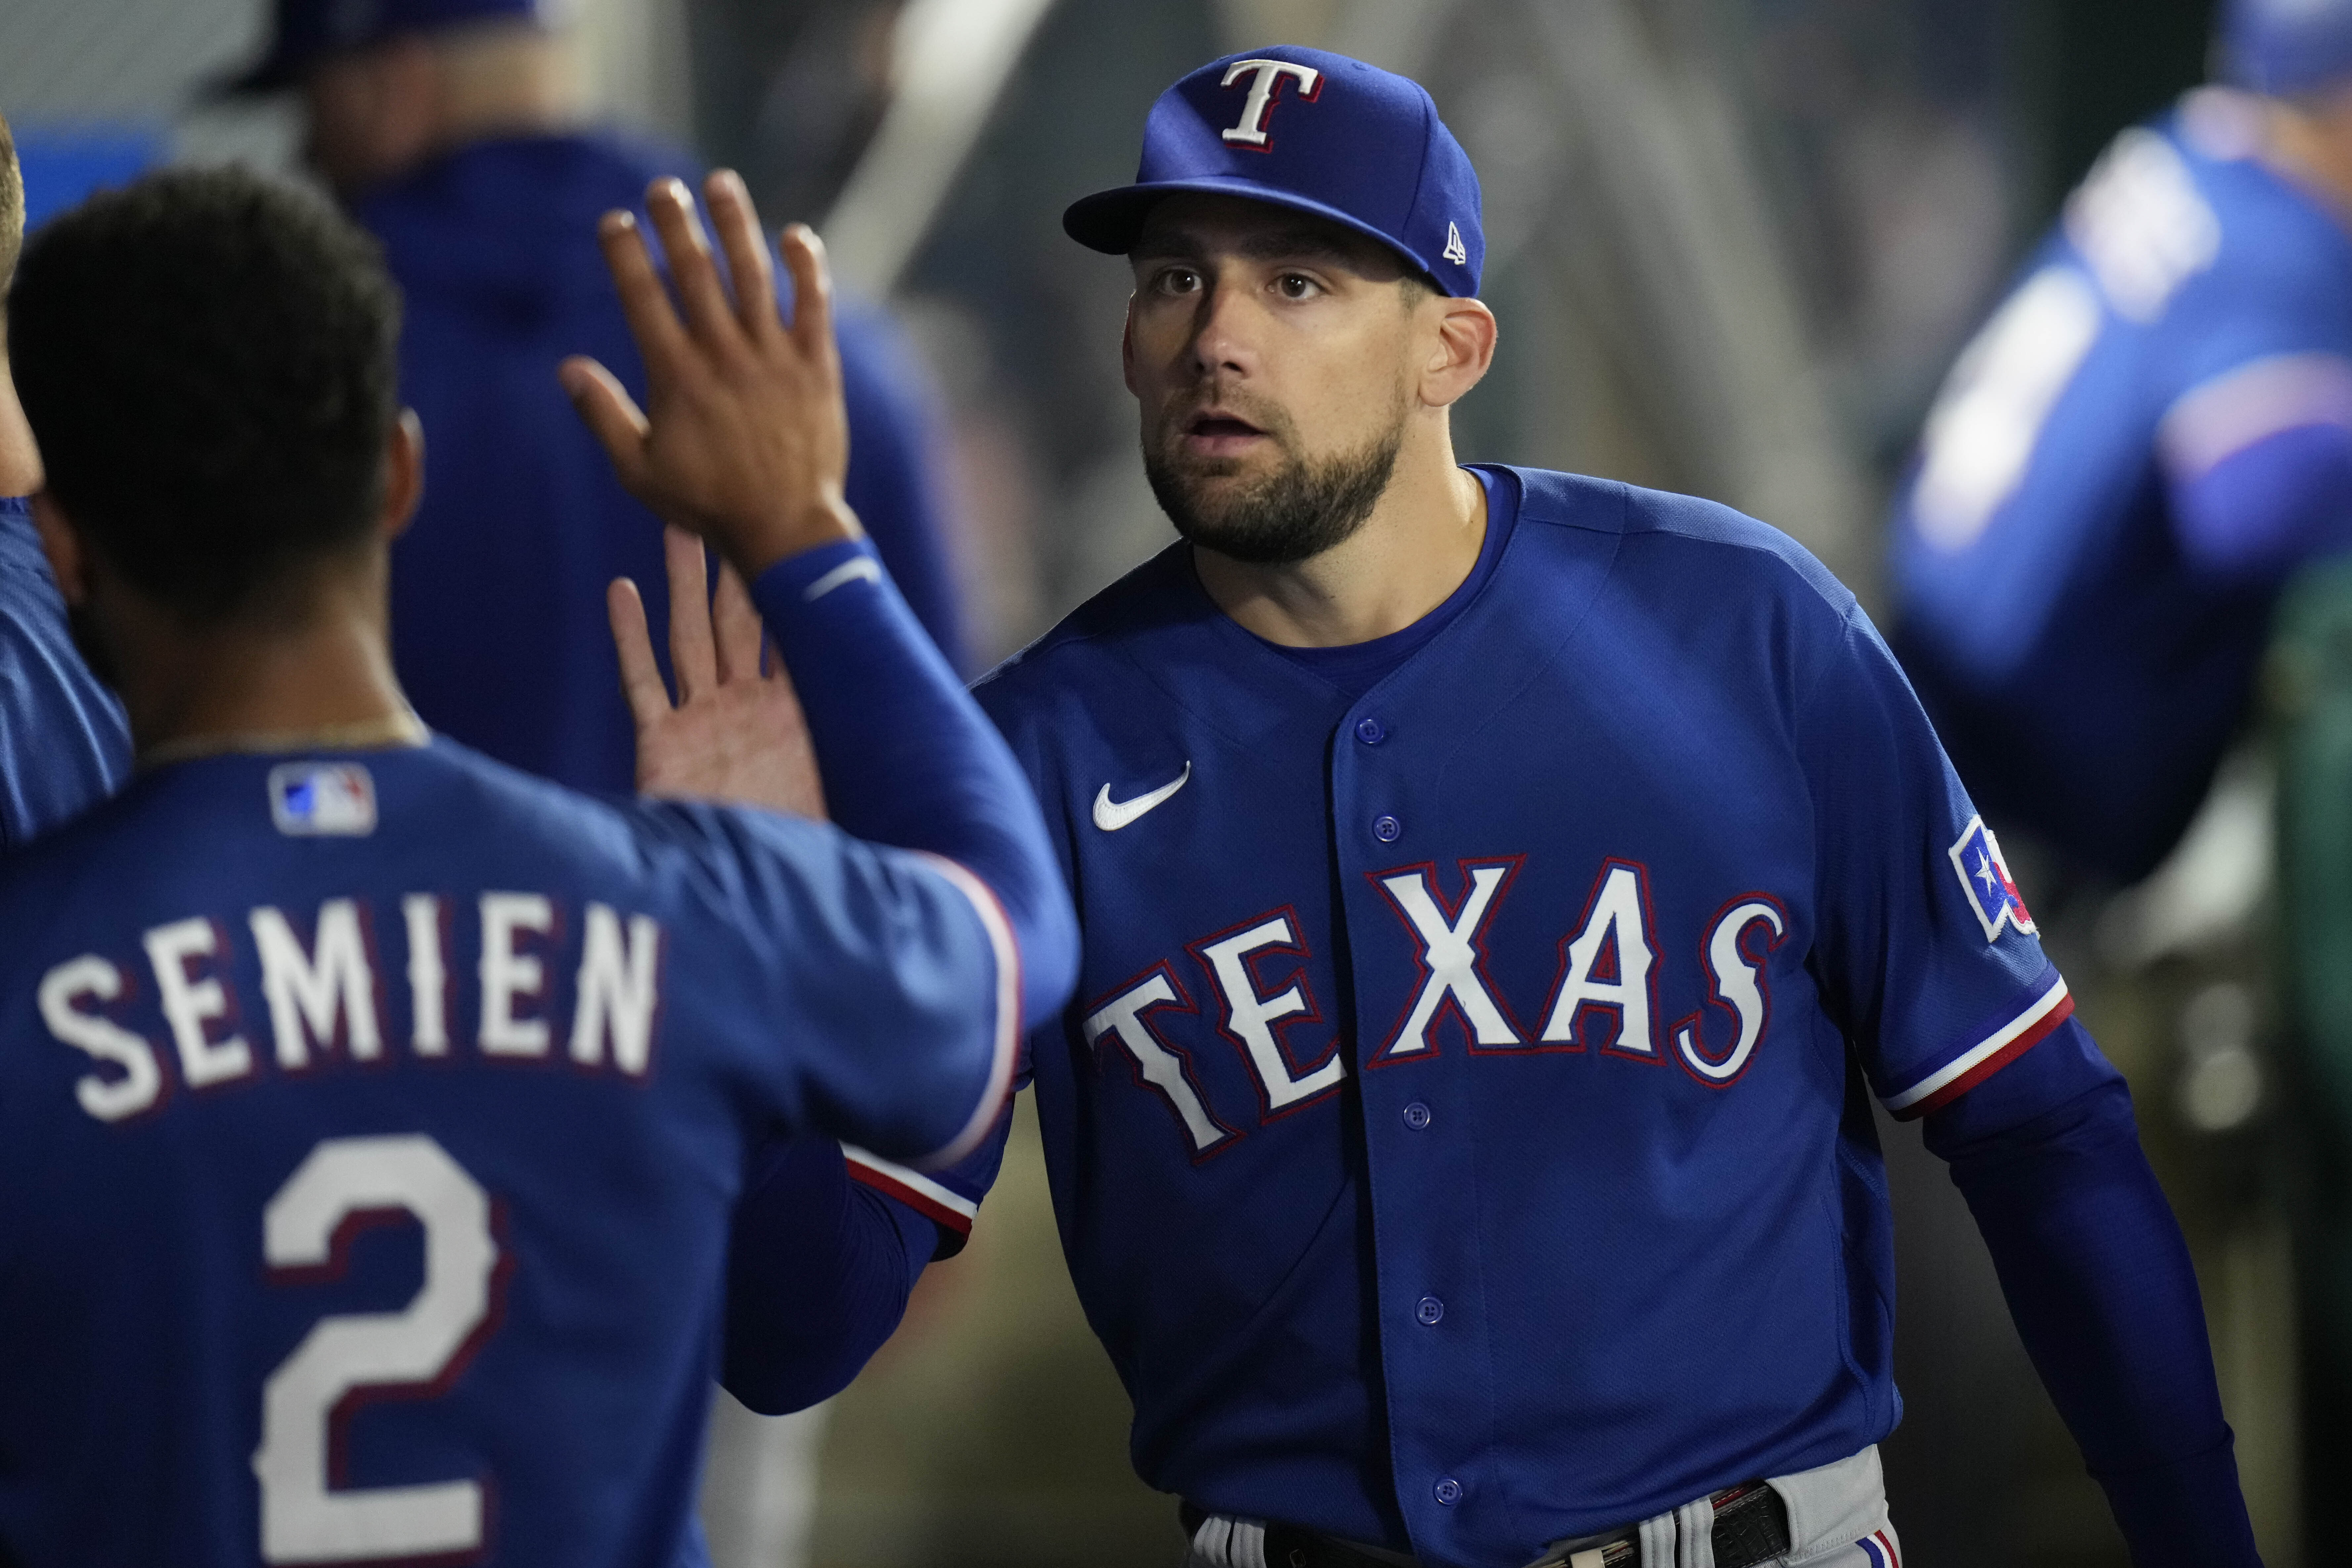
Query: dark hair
9 166 402 623
0 114 21 291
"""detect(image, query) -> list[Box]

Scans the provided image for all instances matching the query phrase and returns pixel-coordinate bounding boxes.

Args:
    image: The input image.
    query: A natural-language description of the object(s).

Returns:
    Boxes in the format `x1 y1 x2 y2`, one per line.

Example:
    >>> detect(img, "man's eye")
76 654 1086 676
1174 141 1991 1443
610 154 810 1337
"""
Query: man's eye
1275 273 1318 299
1156 268 1201 294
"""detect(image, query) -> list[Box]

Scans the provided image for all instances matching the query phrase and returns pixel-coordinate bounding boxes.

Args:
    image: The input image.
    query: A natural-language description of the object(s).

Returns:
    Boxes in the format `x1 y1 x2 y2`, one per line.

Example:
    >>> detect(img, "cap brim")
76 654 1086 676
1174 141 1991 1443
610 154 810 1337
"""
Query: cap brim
1062 177 1443 285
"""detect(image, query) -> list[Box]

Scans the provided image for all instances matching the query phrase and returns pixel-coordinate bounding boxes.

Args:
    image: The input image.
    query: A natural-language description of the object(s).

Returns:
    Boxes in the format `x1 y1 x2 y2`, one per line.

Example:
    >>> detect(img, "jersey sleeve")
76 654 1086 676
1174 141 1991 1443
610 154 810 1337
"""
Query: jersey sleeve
2158 352 2352 573
1798 605 2077 1119
842 1136 1001 1259
650 800 1019 1168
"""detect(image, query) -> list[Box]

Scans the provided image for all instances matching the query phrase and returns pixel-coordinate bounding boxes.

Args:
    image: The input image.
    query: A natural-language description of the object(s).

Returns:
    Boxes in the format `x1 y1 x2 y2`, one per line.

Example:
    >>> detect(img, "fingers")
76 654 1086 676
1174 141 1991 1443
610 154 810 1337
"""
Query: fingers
607 577 673 729
593 210 690 377
663 524 718 704
559 357 652 489
706 170 781 344
777 225 839 375
711 560 766 686
644 177 739 350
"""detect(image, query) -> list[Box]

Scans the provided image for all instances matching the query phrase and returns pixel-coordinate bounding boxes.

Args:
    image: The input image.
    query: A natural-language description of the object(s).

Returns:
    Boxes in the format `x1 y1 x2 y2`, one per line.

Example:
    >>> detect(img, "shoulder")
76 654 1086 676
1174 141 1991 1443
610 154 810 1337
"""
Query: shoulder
1504 466 1860 619
972 544 1201 725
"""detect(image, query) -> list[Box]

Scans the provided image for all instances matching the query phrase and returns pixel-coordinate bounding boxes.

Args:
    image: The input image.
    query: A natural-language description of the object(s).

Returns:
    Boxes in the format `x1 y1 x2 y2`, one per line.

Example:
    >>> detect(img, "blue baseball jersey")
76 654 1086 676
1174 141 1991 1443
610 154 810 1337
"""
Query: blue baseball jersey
0 498 128 846
972 467 2074 1565
0 737 1016 1567
360 133 969 797
1890 89 2352 880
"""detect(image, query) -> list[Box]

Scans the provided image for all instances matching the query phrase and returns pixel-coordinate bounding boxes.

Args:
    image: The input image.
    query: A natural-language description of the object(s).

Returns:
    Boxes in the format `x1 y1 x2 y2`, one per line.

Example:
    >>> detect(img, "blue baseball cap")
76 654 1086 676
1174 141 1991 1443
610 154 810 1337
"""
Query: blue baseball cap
2220 0 2352 96
223 0 552 94
1063 46 1485 297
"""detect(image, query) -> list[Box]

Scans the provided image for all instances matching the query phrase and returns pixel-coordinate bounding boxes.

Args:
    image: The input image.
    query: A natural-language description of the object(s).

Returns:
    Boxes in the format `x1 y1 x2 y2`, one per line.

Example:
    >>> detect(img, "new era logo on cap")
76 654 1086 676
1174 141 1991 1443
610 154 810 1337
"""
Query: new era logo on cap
269 763 378 837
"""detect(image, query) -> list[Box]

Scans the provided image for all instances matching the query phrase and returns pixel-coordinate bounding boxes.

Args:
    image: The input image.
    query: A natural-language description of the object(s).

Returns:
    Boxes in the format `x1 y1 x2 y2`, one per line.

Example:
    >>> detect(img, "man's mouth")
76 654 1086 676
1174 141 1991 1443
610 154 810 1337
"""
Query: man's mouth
1180 409 1270 457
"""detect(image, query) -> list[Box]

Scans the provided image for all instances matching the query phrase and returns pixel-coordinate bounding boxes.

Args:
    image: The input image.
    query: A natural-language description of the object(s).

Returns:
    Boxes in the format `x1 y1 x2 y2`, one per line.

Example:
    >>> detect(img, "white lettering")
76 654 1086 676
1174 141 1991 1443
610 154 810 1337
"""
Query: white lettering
1198 915 1344 1111
1375 864 1521 1057
1219 58 1322 147
1538 863 1658 1055
404 895 449 1057
477 893 554 1057
1675 901 1786 1084
1085 970 1233 1154
569 904 662 1076
251 901 382 1070
144 917 253 1089
40 956 162 1121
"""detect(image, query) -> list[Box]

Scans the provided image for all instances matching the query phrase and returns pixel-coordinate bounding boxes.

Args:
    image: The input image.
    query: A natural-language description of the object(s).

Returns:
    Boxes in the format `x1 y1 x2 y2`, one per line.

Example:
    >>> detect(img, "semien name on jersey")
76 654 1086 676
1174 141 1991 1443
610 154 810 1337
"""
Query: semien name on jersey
39 892 665 1123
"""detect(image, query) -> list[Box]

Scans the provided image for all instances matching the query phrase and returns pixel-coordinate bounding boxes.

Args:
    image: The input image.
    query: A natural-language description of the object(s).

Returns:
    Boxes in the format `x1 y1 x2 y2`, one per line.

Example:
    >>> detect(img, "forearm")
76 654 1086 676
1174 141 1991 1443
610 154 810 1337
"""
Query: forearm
1928 1073 2262 1566
750 538 1078 1028
721 1136 936 1415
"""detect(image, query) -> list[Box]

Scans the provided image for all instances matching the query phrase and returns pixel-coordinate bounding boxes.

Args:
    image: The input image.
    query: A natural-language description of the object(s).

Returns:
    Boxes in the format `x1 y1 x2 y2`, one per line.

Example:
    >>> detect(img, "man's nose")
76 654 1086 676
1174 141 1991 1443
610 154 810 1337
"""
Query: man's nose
1186 278 1259 379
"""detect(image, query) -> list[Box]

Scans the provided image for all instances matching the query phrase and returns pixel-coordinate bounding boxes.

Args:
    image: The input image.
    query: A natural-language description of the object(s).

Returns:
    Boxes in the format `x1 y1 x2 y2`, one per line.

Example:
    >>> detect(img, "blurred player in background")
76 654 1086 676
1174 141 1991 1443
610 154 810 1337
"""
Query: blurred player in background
0 112 127 845
968 46 2262 1568
1889 0 2352 887
221 0 970 772
0 162 1073 1567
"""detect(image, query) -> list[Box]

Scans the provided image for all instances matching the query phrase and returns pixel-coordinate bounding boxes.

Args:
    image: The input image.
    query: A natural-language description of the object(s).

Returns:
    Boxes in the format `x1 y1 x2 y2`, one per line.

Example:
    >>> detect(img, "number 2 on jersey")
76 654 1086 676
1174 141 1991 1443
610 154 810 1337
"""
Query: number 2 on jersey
253 1135 505 1565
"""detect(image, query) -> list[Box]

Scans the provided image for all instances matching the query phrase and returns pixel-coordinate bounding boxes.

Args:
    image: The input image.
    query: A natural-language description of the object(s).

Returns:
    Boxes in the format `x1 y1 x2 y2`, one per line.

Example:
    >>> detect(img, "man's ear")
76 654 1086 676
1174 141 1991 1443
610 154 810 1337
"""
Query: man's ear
27 491 88 606
1121 294 1140 398
1418 295 1498 412
381 410 425 541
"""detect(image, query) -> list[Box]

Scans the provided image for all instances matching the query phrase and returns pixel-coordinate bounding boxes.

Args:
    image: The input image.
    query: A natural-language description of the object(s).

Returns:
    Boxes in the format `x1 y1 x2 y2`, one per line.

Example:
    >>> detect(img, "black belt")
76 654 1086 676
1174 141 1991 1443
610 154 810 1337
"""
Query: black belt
1181 1483 1791 1568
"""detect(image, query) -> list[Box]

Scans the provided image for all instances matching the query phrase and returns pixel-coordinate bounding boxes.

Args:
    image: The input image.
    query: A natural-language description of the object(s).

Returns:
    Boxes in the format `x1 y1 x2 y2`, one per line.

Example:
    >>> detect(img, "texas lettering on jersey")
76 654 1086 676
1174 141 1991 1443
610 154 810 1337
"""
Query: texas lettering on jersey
1088 856 1792 1158
40 891 663 1125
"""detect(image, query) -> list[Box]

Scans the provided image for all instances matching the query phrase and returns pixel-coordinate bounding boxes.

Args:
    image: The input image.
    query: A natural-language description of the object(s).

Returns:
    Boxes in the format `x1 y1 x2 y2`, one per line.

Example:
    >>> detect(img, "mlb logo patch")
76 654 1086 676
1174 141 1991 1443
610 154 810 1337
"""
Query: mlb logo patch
1948 814 2037 941
268 763 377 838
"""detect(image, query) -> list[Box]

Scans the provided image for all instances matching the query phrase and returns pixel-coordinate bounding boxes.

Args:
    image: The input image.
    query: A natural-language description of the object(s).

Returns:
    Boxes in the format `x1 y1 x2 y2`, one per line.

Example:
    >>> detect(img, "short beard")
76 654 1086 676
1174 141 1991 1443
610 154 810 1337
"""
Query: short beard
1143 403 1406 567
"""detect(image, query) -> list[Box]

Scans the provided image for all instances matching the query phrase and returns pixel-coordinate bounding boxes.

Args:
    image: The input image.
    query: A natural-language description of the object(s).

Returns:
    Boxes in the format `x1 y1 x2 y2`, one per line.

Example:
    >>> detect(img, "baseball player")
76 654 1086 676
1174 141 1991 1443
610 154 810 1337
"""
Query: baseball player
1889 0 2352 885
0 111 128 846
962 47 2261 1568
0 165 1074 1566
223 0 990 1460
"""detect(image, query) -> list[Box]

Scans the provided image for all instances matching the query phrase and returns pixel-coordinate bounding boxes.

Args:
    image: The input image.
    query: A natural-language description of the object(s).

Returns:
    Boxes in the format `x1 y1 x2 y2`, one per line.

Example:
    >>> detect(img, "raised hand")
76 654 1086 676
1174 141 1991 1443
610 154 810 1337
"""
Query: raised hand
560 170 861 580
611 525 827 819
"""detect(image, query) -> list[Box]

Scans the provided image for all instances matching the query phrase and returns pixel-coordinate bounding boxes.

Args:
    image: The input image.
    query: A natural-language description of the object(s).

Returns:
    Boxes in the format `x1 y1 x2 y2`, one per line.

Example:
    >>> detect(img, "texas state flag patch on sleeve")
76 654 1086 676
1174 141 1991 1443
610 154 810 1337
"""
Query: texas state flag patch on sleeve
1948 815 2036 940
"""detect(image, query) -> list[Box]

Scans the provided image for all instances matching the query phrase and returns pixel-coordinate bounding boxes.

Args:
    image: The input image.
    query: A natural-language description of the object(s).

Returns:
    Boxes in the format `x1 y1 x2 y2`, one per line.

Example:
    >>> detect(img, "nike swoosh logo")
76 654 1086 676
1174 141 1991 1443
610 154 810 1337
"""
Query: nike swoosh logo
1092 762 1192 832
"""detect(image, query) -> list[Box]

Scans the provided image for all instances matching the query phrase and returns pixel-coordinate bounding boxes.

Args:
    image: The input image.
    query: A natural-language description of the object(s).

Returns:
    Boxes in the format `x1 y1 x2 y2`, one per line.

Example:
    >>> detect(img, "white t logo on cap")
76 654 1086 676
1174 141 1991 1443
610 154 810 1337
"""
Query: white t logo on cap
1219 59 1323 148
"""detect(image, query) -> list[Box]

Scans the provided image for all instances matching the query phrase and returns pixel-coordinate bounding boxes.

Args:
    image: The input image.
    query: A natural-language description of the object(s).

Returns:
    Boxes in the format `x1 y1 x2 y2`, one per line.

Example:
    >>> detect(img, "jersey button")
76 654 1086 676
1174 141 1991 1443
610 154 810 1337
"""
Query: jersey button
1373 814 1402 842
1355 717 1386 745
1434 1477 1463 1506
1416 1295 1444 1325
1402 1101 1432 1131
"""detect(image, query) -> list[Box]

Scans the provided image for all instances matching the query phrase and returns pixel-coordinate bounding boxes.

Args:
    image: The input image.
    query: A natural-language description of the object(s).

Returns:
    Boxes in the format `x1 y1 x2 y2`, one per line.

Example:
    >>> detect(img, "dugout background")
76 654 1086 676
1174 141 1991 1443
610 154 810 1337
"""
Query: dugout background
3 1 2308 1565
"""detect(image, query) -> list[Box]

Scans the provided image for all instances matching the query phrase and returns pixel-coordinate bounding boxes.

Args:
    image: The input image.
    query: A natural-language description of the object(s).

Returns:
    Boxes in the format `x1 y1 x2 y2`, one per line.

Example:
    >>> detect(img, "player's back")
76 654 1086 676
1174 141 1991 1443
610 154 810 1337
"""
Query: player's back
0 737 1001 1568
1889 88 2352 877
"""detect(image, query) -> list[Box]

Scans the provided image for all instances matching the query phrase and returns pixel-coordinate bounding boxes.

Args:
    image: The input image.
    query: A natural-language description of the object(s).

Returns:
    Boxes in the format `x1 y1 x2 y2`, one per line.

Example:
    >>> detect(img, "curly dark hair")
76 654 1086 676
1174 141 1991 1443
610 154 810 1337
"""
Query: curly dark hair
8 166 403 623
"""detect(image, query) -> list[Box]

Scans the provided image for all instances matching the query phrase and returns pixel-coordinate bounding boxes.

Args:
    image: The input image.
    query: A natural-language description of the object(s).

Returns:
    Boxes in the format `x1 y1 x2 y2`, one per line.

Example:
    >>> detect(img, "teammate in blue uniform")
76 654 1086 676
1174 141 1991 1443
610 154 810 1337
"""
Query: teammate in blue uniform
1889 0 2352 883
964 48 2261 1568
0 165 1074 1566
227 0 970 776
0 112 128 846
